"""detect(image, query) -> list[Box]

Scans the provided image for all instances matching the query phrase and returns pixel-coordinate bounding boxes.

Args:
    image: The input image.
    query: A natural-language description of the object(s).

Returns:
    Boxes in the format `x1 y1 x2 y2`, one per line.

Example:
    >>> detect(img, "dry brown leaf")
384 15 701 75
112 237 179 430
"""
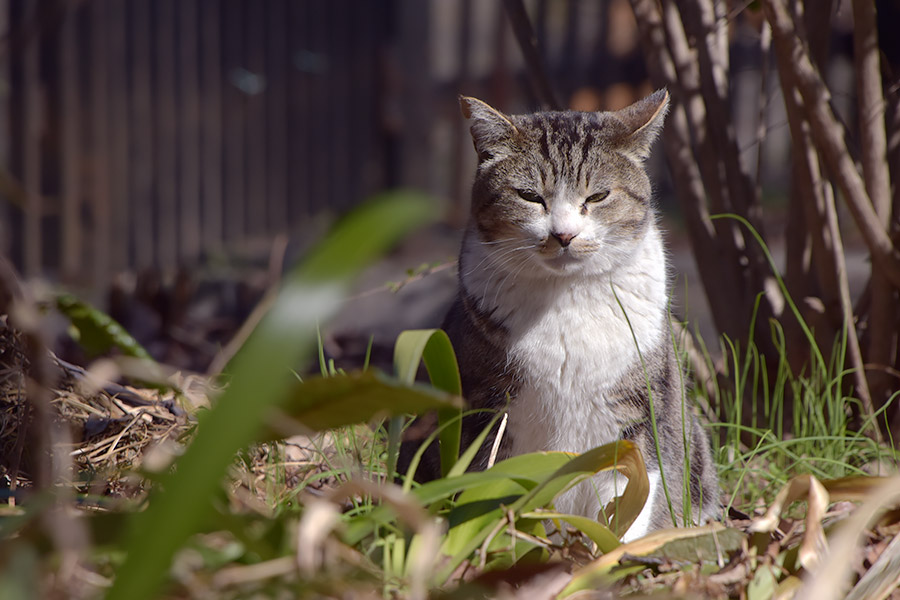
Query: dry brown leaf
560 523 740 597
748 474 829 570
296 498 342 573
845 533 900 600
797 476 900 600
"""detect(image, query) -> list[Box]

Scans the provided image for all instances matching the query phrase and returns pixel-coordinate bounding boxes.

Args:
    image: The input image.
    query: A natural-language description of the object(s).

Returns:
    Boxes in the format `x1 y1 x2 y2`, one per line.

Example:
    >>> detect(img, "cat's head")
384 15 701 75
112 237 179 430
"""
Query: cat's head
461 90 668 277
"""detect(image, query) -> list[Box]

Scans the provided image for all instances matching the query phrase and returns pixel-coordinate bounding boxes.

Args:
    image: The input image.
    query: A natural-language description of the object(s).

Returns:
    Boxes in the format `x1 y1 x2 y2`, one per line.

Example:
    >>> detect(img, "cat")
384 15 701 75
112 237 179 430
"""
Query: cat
402 89 720 541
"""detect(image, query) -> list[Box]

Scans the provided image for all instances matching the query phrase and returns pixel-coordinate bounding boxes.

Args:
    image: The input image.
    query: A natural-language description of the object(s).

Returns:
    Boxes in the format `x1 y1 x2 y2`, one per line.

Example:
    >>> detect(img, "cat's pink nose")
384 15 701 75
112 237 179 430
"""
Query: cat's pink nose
551 231 577 247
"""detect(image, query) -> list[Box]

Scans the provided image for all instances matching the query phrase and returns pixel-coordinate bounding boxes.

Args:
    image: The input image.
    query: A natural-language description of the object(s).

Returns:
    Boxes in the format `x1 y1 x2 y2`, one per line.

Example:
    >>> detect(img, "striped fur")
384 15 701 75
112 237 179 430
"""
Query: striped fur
404 90 720 540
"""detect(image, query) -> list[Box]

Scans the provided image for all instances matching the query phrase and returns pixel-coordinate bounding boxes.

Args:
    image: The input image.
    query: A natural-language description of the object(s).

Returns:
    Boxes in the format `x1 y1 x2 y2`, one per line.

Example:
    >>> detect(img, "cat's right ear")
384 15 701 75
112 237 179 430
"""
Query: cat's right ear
459 96 518 163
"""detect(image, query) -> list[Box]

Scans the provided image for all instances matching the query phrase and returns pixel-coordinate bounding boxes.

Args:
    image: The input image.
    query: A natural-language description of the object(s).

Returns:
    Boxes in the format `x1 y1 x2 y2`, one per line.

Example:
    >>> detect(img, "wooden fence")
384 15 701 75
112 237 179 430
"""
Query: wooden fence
1 0 777 296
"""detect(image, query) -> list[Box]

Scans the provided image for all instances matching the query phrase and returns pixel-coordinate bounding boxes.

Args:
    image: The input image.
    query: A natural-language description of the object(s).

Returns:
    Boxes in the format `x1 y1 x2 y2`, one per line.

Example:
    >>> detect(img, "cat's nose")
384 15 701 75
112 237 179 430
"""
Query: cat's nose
551 231 577 247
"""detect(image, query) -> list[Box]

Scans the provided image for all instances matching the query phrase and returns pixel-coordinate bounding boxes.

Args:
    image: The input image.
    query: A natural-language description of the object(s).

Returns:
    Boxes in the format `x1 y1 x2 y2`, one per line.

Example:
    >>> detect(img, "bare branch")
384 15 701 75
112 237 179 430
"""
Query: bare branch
501 0 561 110
681 0 758 223
762 0 900 289
782 1 843 325
852 0 891 224
852 0 897 412
630 0 748 340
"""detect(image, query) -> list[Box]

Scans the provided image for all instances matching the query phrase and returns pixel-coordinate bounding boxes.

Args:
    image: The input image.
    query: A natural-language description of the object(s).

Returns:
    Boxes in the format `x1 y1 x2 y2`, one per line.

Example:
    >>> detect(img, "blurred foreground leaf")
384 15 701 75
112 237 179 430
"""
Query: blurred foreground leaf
56 293 153 360
262 370 462 437
108 191 436 600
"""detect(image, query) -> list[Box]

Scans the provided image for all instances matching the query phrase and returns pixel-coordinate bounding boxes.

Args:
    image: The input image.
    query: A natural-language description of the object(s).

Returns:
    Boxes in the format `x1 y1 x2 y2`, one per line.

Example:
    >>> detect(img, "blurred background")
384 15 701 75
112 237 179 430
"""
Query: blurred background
0 0 895 402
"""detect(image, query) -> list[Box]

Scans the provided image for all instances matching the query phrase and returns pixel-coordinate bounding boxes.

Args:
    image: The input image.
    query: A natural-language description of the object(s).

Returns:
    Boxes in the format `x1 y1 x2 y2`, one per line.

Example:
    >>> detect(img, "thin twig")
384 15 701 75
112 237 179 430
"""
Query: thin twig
501 0 561 110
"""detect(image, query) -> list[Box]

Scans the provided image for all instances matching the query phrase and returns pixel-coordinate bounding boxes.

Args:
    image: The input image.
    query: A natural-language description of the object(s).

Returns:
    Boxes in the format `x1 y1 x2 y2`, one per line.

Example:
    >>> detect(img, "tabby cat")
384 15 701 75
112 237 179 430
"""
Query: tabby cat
407 90 719 541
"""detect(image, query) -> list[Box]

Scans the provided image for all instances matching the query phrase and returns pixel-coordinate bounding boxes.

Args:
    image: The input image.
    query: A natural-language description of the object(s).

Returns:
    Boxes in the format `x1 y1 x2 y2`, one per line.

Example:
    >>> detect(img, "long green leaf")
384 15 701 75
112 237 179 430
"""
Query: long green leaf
436 441 647 584
445 411 503 478
262 370 462 436
520 510 620 553
393 329 463 477
107 191 436 600
56 293 153 360
342 446 578 548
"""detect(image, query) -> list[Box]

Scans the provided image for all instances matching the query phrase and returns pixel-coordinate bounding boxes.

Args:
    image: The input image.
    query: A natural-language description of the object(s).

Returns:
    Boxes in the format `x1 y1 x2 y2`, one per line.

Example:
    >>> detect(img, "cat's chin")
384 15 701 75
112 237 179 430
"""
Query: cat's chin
539 252 586 274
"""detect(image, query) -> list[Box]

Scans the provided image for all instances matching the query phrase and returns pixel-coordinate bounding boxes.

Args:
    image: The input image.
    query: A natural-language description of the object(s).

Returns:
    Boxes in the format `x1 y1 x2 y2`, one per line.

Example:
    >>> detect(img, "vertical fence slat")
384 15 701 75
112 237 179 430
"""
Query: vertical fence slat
59 0 81 281
450 0 474 225
309 2 328 211
354 0 382 200
200 0 223 254
266 0 288 232
178 0 201 262
90 0 111 295
131 0 155 268
23 0 41 278
245 0 266 236
331 2 351 210
222 0 245 242
0 0 10 255
287 0 308 221
108 0 129 273
155 0 178 268
398 0 431 192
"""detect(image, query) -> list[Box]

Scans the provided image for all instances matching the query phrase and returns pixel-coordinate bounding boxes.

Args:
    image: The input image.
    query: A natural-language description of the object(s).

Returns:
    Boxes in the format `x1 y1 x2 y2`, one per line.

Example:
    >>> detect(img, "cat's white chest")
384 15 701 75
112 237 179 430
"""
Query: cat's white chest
462 230 668 459
496 257 667 535
503 271 663 457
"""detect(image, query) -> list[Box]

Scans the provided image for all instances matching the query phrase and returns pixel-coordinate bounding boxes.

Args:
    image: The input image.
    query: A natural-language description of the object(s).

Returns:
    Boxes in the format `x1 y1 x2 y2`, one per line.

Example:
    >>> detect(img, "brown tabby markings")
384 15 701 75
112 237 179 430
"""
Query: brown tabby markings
402 90 720 538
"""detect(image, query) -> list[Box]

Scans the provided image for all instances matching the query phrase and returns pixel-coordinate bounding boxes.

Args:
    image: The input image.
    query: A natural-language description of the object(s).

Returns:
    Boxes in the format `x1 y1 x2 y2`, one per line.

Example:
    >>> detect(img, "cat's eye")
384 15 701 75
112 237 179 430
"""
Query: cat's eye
585 191 610 204
516 189 544 205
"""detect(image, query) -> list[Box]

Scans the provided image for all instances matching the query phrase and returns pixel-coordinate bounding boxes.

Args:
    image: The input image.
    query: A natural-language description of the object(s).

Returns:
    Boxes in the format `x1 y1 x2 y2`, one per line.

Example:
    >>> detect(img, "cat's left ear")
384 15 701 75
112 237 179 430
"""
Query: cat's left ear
612 89 669 161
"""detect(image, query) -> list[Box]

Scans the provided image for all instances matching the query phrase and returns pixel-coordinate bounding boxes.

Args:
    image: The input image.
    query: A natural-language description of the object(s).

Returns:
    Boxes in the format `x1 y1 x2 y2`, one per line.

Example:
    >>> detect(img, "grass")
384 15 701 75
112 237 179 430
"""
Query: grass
694 297 897 516
702 323 897 516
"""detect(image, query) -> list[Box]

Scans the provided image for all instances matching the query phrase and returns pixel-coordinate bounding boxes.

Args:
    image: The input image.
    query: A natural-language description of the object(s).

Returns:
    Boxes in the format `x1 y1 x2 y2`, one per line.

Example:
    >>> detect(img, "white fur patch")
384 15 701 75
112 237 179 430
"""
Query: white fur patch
622 470 660 542
462 222 670 531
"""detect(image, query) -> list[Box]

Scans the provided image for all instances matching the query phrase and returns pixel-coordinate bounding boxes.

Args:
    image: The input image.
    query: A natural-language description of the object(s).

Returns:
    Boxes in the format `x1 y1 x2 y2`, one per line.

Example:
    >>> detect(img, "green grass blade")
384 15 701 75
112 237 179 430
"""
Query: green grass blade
710 213 826 374
107 191 436 600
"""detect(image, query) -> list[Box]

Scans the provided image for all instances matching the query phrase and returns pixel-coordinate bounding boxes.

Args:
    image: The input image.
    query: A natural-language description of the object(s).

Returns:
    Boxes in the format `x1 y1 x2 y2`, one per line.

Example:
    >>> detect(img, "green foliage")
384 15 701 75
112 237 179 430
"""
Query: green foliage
343 325 645 594
262 370 462 439
392 329 462 477
698 216 898 511
107 190 438 600
55 293 154 360
10 196 899 599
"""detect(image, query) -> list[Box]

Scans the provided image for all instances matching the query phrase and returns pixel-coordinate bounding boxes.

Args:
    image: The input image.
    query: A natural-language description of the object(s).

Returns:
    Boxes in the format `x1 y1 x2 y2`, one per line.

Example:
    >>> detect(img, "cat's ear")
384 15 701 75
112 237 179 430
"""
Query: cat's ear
612 89 669 161
459 96 519 163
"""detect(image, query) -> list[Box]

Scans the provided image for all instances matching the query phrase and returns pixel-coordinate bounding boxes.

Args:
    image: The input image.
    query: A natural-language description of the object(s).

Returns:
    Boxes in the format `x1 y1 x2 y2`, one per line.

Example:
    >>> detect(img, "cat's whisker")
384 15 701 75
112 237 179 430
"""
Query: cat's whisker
465 245 521 277
490 254 534 309
478 237 519 246
480 250 533 306
482 247 536 281
466 243 535 279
